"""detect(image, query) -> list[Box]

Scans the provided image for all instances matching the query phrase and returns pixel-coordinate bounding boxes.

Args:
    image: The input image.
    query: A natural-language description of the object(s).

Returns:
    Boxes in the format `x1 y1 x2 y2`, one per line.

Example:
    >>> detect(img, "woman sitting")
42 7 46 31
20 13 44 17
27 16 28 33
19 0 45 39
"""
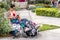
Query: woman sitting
7 4 21 38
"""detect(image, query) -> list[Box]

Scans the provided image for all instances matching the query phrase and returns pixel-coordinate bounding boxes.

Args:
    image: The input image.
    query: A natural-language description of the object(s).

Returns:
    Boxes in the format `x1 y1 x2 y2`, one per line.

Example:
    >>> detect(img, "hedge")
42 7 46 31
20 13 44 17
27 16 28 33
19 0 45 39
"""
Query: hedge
36 4 53 8
36 8 60 18
36 0 51 4
0 2 10 11
0 8 11 37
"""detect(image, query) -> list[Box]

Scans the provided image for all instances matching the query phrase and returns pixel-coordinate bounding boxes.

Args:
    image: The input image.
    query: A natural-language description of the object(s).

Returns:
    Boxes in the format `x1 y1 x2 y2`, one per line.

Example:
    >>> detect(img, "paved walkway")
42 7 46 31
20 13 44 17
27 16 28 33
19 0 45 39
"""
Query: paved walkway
2 9 60 40
16 9 60 26
0 28 60 40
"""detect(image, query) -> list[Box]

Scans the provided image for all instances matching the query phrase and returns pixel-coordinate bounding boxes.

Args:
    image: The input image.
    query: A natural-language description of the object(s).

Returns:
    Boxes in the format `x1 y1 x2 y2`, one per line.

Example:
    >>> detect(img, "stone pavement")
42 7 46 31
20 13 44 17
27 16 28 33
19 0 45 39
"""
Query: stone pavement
3 9 60 40
4 9 60 26
0 28 60 40
16 9 60 26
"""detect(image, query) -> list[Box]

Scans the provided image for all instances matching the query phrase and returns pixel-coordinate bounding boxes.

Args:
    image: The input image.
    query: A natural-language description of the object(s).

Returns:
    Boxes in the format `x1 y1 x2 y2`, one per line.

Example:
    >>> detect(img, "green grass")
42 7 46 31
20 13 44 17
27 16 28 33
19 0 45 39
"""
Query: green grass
38 24 60 31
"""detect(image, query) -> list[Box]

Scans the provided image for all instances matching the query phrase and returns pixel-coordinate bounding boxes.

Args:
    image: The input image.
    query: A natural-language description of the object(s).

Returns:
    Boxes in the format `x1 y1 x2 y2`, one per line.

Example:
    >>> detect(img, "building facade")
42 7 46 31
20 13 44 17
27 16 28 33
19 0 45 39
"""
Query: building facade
0 0 2 2
10 0 36 8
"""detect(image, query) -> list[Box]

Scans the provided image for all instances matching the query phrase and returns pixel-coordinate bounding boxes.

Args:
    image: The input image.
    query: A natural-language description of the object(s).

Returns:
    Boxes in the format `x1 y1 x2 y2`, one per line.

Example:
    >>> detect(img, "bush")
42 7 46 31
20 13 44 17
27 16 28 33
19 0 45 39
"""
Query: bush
55 11 60 18
36 4 53 8
0 2 5 8
44 1 50 4
36 8 60 18
0 2 10 11
32 9 35 12
0 8 11 37
15 7 20 11
36 0 51 4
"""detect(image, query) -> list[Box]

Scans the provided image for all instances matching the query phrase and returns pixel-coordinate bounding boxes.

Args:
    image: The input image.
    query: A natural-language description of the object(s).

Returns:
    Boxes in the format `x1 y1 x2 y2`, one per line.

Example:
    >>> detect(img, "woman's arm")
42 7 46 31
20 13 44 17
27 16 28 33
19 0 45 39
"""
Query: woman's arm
17 15 21 21
7 12 12 20
18 16 21 21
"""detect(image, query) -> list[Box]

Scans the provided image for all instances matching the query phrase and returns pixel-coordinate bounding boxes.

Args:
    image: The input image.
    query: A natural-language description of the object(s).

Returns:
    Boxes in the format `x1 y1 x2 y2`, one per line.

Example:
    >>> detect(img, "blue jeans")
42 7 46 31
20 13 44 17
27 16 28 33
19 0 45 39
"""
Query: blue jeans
13 29 18 37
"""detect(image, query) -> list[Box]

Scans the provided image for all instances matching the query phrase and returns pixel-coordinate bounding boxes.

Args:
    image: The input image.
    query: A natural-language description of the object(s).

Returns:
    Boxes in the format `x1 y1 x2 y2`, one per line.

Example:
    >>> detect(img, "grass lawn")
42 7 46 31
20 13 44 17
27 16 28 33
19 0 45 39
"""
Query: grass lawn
38 24 60 31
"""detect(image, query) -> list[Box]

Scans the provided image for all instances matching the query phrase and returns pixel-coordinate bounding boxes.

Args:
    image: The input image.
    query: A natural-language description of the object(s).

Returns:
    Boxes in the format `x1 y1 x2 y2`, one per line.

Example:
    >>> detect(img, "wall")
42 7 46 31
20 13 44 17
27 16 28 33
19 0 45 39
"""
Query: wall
0 0 2 2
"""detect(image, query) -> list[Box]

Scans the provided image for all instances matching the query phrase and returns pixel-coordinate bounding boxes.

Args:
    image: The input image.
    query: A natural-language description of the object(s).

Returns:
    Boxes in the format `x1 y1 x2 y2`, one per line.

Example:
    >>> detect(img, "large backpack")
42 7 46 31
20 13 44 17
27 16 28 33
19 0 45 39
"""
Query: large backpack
20 18 29 28
20 18 37 37
25 21 37 37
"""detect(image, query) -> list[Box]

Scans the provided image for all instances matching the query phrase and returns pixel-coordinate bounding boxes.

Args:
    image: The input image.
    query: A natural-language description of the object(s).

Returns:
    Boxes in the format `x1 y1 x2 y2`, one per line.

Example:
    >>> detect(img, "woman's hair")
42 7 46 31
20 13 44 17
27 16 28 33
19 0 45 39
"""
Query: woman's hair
10 4 15 8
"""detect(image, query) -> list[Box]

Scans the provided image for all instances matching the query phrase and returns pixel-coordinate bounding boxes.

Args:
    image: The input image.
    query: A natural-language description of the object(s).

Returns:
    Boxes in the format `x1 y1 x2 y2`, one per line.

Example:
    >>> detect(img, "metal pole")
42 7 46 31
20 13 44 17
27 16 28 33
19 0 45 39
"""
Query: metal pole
28 0 36 21
29 10 32 21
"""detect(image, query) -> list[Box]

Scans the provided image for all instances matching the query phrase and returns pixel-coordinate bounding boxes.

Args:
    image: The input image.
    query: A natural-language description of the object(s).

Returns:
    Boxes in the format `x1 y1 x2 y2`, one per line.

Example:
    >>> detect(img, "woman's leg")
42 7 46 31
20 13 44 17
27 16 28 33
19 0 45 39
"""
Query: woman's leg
12 29 18 37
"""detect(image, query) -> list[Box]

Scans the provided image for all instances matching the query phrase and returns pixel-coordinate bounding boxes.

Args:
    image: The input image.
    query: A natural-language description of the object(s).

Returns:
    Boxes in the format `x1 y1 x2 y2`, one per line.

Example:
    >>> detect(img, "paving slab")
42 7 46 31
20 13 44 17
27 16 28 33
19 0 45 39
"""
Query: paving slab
0 28 60 40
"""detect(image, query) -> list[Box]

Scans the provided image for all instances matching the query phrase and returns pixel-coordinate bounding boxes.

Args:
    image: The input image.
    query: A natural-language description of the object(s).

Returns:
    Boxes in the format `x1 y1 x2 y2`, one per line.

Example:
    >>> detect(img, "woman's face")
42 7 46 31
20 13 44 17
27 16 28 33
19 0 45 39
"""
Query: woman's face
13 7 15 10
10 7 15 11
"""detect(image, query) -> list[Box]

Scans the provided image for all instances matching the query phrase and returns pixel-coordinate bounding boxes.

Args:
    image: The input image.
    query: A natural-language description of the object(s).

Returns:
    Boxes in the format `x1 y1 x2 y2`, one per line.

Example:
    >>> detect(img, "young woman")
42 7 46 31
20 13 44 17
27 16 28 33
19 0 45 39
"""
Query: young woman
7 4 21 38
7 4 16 20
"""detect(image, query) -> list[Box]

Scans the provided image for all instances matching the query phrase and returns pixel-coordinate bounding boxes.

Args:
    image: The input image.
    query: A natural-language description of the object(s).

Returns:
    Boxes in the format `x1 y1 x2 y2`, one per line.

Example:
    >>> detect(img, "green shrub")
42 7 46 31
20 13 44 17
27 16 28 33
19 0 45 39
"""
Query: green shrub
32 9 35 12
36 4 53 8
0 2 10 11
27 6 36 12
44 1 50 4
55 11 60 18
0 9 11 37
0 2 5 8
36 8 60 18
15 7 20 11
36 0 51 4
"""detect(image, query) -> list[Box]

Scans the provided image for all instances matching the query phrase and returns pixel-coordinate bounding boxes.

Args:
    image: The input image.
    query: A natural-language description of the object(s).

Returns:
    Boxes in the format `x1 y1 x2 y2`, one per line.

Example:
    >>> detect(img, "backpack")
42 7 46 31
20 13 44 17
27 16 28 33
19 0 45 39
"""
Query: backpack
20 18 29 28
25 21 37 37
25 28 37 37
20 18 35 29
20 18 37 37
